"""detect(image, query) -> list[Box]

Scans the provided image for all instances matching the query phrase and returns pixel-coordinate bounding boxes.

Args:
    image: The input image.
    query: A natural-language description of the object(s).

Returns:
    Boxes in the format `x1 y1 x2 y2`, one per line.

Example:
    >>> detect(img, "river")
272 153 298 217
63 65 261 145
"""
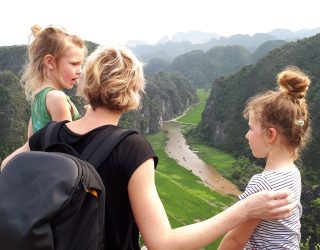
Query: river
162 121 241 196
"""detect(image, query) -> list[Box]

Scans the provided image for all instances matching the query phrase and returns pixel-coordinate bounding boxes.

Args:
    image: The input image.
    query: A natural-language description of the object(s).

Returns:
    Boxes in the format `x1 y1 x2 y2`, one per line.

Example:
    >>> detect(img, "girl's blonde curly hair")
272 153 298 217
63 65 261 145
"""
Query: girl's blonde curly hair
21 24 87 102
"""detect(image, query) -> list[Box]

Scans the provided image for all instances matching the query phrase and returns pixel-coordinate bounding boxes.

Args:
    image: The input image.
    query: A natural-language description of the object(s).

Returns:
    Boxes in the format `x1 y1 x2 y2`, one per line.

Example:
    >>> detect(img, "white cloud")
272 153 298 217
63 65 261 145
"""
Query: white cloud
1 0 319 46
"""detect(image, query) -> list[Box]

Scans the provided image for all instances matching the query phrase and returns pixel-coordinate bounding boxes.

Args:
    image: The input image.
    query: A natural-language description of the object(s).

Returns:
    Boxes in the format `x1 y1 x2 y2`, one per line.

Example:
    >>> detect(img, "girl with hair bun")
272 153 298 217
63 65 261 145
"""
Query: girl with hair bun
21 24 87 137
218 66 311 250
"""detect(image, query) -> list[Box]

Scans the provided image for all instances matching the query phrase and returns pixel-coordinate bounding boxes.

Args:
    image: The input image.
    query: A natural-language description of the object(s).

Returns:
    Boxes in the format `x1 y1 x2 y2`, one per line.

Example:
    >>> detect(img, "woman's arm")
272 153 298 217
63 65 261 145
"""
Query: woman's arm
128 158 295 250
46 90 73 121
1 142 30 171
218 219 259 250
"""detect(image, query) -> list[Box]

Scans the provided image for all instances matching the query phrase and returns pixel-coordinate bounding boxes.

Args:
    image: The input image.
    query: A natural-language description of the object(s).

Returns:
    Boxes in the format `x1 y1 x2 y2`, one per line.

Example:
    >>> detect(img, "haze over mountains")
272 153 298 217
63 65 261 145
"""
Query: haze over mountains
127 27 320 46
127 27 320 63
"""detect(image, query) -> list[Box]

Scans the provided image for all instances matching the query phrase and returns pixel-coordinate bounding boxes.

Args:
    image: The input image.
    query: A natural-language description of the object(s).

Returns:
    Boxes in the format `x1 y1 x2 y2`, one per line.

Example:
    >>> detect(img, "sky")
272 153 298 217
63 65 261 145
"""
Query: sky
1 0 319 47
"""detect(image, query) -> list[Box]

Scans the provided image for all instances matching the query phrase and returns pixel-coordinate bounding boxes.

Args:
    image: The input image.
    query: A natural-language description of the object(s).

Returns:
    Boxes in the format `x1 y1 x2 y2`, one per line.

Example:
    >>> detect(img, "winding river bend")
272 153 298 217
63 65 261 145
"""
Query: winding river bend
162 121 241 196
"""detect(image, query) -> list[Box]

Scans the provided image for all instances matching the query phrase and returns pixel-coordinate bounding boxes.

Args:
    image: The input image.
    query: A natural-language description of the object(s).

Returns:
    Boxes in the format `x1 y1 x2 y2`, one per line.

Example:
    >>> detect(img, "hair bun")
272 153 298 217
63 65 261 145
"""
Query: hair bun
31 24 43 37
277 65 310 99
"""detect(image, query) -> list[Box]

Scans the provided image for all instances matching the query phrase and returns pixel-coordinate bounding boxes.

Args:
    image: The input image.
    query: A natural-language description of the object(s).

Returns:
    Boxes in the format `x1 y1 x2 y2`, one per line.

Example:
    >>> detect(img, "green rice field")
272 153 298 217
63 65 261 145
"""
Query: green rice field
177 89 210 125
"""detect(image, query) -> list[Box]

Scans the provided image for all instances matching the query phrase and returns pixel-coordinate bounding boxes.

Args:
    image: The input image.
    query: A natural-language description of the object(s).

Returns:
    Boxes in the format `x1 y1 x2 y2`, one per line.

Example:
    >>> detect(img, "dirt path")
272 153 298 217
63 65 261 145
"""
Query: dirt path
162 121 241 197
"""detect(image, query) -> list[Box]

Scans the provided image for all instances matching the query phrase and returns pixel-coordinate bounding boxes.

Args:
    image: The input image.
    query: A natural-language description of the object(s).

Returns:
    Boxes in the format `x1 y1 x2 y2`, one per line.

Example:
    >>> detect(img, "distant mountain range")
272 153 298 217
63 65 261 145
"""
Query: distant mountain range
144 40 287 88
128 27 320 46
127 27 320 63
157 30 220 45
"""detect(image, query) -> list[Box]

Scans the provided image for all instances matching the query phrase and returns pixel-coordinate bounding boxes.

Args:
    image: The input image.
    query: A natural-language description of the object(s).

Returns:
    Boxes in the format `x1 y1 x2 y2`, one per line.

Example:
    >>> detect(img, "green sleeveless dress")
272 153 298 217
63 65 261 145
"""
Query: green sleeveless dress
31 87 80 133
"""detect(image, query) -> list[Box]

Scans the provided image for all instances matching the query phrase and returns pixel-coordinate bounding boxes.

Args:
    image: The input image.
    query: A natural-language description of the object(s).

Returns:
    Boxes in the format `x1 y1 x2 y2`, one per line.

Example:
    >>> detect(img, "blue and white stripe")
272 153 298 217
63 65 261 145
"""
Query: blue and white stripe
239 168 302 250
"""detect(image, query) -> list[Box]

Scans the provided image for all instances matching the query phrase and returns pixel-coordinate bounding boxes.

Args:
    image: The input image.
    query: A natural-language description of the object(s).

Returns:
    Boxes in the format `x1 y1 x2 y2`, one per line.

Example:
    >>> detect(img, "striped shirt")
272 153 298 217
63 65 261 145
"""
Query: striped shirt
239 167 302 250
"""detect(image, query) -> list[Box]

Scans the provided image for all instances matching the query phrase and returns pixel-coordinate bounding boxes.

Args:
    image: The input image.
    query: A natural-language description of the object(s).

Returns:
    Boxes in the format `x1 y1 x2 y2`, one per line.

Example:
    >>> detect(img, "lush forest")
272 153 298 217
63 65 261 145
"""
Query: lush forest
0 71 29 158
144 41 287 88
119 71 198 134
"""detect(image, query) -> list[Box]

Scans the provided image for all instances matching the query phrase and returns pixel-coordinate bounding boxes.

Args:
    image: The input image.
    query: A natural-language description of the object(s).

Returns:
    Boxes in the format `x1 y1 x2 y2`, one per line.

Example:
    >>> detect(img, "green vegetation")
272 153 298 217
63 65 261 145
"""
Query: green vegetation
140 37 287 85
301 236 320 250
120 71 198 134
170 46 252 88
147 132 236 249
0 71 29 161
177 89 209 124
178 89 238 180
0 45 27 75
184 135 237 179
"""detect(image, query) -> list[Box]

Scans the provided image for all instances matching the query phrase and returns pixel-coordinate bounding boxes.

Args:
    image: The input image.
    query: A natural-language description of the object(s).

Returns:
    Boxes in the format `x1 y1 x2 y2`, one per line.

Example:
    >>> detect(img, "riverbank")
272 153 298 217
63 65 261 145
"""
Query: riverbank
164 89 241 195
163 121 241 196
146 131 237 250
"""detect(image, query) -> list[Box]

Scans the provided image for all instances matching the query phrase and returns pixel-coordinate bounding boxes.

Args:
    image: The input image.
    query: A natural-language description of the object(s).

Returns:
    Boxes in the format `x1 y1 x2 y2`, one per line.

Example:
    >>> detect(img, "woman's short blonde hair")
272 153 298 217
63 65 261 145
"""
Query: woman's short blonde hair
78 45 145 112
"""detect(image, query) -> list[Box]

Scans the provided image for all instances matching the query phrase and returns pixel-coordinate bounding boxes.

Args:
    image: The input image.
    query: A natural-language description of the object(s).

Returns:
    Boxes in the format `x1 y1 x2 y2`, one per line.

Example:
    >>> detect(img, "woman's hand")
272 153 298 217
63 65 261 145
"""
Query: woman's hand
240 189 296 220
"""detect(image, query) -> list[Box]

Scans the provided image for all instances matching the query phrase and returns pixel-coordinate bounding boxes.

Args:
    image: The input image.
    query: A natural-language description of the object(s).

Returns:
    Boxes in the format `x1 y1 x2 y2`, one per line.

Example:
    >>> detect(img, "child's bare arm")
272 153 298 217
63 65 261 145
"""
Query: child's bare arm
46 90 72 121
1 142 30 171
218 219 259 250
27 118 33 139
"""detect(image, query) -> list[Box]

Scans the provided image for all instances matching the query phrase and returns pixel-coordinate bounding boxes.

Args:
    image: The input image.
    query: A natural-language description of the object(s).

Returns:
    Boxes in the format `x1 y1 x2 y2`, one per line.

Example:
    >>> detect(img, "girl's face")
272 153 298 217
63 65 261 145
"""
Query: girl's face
245 112 269 158
55 46 85 90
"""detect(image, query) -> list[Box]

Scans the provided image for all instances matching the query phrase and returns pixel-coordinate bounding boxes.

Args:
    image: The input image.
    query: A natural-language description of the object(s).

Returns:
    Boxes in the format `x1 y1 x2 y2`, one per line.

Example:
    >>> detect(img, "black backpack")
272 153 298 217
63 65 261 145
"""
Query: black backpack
0 121 137 250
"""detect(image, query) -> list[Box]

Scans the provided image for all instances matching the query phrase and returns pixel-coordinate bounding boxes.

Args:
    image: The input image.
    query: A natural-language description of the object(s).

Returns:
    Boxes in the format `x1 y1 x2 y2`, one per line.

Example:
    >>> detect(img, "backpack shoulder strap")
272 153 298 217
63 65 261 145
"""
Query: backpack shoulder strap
82 127 138 168
43 121 137 168
43 120 69 149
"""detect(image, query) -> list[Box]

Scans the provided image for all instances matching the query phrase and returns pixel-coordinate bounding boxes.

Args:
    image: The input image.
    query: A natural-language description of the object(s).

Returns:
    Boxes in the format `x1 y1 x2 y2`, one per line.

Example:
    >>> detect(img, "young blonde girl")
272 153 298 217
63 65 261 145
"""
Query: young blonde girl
21 24 87 137
218 66 311 250
1 46 297 249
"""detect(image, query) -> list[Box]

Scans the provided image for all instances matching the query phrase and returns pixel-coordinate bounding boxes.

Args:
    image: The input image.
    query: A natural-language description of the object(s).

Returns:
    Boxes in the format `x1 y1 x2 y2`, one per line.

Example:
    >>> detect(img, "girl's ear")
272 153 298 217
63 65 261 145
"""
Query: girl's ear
266 128 277 143
44 54 54 70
